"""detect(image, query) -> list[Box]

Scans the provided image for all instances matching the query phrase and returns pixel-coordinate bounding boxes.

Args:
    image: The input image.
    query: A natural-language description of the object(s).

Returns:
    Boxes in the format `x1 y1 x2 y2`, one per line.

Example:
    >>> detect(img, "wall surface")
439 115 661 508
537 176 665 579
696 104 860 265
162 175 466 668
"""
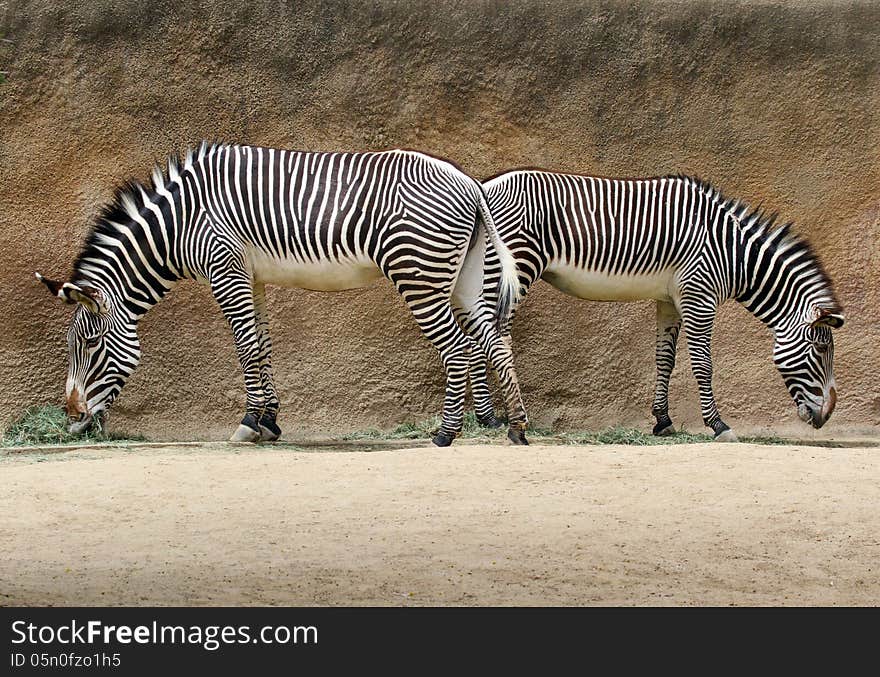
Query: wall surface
1 0 878 440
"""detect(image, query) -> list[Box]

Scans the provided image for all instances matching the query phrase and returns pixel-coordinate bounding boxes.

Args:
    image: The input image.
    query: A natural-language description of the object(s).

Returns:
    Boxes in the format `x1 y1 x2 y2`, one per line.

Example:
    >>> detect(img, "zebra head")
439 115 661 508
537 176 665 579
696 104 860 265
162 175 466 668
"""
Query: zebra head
773 307 844 429
36 273 141 433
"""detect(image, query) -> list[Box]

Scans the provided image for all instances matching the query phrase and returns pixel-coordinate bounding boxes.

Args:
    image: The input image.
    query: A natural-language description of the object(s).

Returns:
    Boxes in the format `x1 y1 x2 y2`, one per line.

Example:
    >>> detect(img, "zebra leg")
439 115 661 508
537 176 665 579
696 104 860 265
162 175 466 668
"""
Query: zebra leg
399 291 472 446
469 351 502 428
482 328 528 445
454 304 500 428
457 301 529 445
433 320 472 447
680 301 738 442
253 283 282 442
468 311 520 428
211 269 267 443
652 301 682 436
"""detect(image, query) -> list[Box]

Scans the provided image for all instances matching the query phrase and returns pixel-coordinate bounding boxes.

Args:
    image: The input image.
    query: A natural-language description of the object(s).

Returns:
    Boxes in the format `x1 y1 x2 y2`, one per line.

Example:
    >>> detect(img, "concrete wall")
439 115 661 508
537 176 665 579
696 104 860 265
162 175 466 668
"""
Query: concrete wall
1 0 878 440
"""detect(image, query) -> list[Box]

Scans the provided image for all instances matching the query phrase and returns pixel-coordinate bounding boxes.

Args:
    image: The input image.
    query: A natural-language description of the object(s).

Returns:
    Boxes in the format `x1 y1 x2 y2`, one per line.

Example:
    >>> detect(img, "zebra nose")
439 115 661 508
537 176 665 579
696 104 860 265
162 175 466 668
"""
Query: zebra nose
822 386 837 420
66 388 88 418
808 387 837 429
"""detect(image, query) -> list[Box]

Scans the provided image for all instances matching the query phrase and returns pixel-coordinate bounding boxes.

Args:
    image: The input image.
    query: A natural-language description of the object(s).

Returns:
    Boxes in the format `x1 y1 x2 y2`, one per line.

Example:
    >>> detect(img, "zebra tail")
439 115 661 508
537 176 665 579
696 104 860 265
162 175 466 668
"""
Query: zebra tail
475 187 519 333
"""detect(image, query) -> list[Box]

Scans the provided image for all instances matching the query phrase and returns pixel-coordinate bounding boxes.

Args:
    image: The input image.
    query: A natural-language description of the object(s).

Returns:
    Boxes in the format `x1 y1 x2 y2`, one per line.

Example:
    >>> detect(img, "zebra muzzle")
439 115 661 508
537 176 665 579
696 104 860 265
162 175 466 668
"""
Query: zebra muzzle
68 412 93 434
67 409 106 434
797 401 829 429
797 403 809 422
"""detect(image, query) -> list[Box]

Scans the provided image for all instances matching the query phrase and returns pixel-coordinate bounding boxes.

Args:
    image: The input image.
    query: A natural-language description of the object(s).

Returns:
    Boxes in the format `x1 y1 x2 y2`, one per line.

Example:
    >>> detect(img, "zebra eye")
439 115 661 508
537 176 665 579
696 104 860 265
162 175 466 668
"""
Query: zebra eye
814 339 829 353
85 335 101 349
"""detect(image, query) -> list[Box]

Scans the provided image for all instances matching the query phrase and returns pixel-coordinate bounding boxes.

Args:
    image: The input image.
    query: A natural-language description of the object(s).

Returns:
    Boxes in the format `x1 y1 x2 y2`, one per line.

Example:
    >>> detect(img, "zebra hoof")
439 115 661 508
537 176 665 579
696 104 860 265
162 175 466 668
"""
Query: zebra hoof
476 413 503 429
507 428 529 445
653 422 676 436
258 414 282 442
432 431 456 447
230 424 261 443
714 429 739 443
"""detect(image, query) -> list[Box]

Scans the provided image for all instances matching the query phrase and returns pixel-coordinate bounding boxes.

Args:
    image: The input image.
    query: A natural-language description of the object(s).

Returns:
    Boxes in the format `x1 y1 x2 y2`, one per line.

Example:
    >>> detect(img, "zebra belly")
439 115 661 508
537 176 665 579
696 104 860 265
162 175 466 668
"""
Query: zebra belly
542 263 676 302
250 250 383 292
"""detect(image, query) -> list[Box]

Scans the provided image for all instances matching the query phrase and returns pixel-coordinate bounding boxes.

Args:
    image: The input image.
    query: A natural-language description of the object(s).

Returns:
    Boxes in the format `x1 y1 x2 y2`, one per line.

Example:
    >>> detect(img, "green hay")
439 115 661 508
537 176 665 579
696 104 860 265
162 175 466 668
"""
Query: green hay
343 417 789 446
1 405 146 447
1 406 791 449
554 426 713 446
342 412 555 441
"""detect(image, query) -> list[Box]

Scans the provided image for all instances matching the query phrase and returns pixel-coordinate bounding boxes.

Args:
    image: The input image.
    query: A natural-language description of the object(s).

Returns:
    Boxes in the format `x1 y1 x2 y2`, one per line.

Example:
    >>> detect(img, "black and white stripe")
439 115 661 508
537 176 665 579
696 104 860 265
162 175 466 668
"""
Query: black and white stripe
465 170 844 440
38 143 529 445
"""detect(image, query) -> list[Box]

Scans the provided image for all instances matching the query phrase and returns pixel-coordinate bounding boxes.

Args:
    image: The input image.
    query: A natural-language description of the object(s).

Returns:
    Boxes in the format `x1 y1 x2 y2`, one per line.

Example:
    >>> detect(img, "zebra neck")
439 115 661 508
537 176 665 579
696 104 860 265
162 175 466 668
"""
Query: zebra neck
74 245 178 321
734 228 830 332
73 189 188 321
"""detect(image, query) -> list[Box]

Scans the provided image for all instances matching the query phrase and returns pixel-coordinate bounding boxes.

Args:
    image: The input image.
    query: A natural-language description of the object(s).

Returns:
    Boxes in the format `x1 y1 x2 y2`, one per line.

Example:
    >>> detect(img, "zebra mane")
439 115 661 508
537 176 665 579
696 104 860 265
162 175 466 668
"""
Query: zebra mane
680 175 842 314
72 141 220 279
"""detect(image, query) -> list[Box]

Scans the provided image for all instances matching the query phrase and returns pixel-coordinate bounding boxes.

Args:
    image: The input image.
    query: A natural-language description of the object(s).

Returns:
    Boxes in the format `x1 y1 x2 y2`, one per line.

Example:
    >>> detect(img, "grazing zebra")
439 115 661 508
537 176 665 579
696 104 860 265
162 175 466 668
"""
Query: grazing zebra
36 142 530 446
461 170 844 441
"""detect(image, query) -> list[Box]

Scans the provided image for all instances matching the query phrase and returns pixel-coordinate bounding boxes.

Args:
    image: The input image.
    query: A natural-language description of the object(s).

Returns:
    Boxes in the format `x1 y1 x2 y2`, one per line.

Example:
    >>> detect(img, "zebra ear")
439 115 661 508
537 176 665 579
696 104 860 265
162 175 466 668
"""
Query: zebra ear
35 273 107 314
35 272 65 298
67 285 108 315
811 308 844 329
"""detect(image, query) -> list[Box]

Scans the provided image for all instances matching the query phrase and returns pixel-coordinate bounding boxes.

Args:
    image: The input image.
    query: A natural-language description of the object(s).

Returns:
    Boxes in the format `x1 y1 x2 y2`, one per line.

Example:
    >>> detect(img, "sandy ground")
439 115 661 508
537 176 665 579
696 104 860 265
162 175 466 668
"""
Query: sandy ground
1 440 878 606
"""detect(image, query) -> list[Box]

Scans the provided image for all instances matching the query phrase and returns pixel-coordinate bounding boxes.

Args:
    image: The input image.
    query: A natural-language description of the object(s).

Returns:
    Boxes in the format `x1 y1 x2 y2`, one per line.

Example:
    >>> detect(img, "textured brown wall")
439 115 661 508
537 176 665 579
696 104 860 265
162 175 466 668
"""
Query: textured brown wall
1 0 878 440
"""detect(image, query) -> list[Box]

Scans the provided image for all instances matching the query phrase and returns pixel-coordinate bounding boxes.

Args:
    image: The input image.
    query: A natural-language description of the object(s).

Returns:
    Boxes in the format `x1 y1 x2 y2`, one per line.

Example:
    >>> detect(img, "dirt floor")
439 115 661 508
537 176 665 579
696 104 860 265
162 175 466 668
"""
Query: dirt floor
1 440 878 606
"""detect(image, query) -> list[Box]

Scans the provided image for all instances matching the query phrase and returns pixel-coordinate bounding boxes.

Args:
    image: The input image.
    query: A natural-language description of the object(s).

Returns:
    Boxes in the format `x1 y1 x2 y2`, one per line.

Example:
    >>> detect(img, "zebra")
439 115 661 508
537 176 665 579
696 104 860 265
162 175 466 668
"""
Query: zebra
459 170 844 441
35 142 531 446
